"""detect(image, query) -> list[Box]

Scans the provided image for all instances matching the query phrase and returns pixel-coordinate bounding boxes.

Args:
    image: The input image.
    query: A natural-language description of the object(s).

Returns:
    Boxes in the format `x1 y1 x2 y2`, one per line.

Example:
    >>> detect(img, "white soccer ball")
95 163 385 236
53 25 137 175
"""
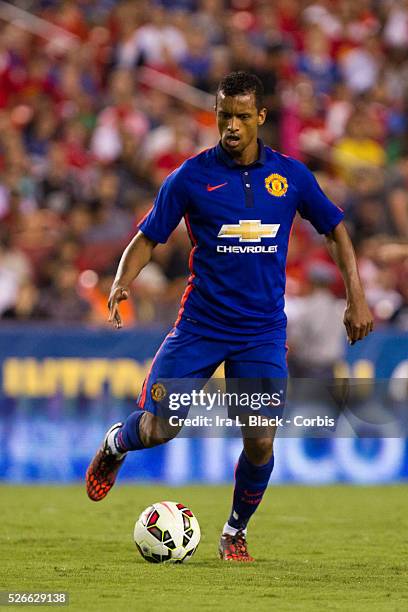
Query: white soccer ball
134 501 201 563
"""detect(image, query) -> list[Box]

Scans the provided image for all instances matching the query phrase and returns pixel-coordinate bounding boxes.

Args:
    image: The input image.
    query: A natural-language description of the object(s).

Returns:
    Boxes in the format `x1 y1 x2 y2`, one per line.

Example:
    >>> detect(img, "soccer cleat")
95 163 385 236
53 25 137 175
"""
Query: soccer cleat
218 531 254 562
86 422 127 501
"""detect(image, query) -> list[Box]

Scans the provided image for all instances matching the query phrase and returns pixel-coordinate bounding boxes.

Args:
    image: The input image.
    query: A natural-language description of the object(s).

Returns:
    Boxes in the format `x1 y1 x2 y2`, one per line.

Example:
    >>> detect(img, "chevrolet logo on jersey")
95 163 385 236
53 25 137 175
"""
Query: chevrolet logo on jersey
218 220 280 242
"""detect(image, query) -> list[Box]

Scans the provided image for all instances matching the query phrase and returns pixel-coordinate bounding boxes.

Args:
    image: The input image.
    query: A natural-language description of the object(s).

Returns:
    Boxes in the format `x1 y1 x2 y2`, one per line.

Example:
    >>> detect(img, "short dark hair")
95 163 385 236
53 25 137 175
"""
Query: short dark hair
216 71 264 109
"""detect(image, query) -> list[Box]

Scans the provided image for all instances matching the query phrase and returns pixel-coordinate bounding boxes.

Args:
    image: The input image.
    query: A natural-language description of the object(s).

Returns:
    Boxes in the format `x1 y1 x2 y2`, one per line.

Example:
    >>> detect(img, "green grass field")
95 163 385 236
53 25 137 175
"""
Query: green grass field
1 485 407 611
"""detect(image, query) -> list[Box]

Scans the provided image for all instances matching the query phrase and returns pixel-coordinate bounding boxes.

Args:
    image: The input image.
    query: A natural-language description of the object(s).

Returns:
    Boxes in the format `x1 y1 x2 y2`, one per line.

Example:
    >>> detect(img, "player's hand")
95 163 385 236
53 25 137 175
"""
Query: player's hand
343 299 374 345
108 286 129 329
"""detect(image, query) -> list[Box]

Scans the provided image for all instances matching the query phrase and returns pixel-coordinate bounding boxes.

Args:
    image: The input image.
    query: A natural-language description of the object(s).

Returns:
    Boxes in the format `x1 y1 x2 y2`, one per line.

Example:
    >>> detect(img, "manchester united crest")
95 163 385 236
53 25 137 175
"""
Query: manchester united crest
151 382 167 402
265 173 288 197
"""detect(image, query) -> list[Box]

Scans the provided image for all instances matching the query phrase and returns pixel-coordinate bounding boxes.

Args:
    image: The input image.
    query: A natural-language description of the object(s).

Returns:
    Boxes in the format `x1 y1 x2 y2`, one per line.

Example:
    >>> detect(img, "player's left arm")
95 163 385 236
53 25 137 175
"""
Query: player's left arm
325 221 374 344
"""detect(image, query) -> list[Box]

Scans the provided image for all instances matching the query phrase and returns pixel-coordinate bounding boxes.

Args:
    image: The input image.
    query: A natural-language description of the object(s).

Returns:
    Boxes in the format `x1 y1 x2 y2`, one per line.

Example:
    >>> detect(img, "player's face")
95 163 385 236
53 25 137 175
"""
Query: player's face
216 92 266 158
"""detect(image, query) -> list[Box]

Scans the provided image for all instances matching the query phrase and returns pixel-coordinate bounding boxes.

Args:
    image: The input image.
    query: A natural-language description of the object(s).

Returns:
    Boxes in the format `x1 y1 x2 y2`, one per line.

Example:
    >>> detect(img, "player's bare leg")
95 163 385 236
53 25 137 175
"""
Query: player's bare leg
86 413 180 501
219 427 276 562
243 436 274 465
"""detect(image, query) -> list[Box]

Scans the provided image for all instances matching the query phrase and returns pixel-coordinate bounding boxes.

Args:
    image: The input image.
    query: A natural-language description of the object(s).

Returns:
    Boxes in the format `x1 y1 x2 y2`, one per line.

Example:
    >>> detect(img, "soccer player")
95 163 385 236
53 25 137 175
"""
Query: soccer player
86 72 373 561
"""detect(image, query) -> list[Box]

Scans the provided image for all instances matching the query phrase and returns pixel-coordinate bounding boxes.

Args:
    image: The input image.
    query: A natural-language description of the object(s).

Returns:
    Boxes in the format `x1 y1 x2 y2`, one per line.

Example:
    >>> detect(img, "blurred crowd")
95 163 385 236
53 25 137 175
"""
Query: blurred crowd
0 0 407 347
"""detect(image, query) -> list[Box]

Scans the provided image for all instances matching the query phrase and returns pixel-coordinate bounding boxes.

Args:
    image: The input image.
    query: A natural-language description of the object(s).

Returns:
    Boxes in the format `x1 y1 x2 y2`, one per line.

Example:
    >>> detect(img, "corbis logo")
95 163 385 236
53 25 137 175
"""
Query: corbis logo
265 173 288 197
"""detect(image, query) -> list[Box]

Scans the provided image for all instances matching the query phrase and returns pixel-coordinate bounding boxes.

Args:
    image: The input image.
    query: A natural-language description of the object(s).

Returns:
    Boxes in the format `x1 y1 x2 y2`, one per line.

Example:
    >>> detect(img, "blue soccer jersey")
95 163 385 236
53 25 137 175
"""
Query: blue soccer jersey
139 140 344 340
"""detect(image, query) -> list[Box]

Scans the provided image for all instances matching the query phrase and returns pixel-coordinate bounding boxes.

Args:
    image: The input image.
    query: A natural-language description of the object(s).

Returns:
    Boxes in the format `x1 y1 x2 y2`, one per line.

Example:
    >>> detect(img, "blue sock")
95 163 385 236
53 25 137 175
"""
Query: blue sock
227 451 274 531
115 410 145 451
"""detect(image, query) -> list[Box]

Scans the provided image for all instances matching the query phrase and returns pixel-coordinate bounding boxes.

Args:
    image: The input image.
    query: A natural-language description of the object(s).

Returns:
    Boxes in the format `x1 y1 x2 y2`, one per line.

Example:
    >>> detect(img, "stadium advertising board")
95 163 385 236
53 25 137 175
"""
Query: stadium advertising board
0 325 407 483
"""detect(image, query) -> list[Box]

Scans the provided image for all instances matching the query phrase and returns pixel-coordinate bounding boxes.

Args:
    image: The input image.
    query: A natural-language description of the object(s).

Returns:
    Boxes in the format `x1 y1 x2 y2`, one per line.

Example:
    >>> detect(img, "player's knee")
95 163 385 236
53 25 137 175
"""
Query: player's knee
244 437 274 466
140 413 179 448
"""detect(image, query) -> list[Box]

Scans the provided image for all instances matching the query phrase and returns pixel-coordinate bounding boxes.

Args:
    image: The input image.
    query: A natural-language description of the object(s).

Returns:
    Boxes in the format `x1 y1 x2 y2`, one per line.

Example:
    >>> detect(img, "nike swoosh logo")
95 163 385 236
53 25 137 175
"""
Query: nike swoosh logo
207 182 228 192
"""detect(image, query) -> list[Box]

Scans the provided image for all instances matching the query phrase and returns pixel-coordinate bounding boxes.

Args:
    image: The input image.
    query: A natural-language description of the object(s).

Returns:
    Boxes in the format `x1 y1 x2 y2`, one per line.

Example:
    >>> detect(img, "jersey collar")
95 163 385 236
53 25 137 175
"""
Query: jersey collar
216 138 266 169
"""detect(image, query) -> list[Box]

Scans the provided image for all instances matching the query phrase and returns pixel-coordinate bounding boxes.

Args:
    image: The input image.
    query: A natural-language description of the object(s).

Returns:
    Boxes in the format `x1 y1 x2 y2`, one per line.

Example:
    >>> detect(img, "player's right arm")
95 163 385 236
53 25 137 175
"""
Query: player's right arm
108 164 190 329
108 231 156 329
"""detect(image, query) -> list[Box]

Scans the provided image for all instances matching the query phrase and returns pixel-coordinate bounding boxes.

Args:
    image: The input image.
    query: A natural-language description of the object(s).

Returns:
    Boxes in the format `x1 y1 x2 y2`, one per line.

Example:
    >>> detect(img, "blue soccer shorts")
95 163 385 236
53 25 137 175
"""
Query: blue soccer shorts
138 327 287 417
